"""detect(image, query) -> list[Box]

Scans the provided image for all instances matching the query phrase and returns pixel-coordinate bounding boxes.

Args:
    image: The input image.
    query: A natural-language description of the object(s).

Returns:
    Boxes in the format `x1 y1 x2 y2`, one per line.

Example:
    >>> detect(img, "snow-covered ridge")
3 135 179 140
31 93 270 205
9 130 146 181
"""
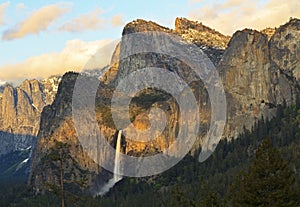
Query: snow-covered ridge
41 75 62 105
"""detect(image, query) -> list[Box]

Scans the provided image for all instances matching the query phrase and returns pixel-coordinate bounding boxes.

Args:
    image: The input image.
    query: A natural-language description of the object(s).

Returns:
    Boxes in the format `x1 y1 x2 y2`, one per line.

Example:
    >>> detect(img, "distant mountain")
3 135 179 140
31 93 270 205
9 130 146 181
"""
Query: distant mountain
0 76 62 183
0 76 61 156
0 76 60 135
30 17 300 195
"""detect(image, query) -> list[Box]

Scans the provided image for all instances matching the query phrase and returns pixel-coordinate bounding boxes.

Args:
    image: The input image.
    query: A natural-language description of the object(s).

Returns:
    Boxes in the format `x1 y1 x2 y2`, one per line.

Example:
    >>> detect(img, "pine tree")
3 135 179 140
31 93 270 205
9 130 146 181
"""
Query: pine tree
44 140 88 207
46 141 70 207
230 137 299 207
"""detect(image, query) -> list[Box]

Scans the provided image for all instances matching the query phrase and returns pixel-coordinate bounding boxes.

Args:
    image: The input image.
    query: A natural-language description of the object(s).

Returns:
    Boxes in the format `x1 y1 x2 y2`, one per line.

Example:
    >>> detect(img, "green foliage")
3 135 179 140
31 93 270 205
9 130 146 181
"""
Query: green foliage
96 103 116 128
229 138 299 207
1 103 300 206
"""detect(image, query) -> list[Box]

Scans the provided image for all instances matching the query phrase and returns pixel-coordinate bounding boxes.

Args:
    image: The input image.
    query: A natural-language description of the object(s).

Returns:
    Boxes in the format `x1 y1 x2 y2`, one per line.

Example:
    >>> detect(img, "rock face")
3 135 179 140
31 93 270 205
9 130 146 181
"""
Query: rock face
219 29 298 136
30 17 300 194
174 17 230 65
113 18 299 139
269 18 300 82
0 77 60 135
0 76 60 155
30 72 115 194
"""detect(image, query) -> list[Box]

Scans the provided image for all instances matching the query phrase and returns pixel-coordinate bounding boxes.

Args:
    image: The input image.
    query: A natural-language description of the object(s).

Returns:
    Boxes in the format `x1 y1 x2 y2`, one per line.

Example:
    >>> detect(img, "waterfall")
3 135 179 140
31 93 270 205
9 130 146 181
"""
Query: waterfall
113 130 122 182
96 130 123 196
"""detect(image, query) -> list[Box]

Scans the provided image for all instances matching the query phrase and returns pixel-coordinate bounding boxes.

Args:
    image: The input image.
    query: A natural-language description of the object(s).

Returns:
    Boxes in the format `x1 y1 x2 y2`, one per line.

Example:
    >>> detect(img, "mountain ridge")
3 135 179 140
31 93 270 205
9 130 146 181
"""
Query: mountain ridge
0 76 61 155
2 16 298 194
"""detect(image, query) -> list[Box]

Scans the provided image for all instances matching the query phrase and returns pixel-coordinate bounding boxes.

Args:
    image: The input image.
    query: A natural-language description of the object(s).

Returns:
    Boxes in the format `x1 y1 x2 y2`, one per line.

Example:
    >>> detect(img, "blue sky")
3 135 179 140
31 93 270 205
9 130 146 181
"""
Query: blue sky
0 1 186 64
0 0 299 84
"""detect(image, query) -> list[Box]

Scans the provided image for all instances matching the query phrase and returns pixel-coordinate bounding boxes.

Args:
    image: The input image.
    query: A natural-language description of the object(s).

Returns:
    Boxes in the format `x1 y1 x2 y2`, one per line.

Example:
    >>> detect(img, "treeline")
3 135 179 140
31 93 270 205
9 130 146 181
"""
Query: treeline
95 102 300 206
1 102 300 206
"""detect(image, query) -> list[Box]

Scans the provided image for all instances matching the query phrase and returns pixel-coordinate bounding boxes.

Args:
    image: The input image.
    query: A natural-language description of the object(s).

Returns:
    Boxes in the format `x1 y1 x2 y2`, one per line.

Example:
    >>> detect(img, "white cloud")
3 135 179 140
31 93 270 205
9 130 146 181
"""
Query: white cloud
189 0 300 35
0 39 117 84
0 2 9 25
59 8 105 32
2 3 70 40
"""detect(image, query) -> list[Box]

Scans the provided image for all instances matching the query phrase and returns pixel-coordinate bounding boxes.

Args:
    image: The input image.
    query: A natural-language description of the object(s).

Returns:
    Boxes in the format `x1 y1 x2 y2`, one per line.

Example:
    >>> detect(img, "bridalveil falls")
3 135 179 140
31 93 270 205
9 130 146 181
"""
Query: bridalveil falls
97 130 123 196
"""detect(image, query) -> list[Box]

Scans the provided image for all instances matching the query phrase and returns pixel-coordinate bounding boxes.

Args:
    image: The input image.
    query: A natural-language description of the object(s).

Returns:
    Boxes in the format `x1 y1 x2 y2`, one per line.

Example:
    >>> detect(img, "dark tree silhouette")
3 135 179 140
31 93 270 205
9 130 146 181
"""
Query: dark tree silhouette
230 137 299 207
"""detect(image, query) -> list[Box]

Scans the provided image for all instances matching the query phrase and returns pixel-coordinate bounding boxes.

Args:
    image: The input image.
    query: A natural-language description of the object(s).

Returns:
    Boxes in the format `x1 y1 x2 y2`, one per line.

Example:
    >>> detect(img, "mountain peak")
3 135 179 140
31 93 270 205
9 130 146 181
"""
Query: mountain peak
122 19 170 35
0 75 61 139
122 17 231 50
260 27 276 40
175 17 214 33
174 17 230 49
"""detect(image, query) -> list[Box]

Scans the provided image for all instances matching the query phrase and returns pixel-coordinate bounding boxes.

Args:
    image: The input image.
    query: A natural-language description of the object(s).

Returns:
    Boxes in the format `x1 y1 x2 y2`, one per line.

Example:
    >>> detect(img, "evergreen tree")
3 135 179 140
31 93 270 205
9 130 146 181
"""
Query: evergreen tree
46 141 70 207
230 137 299 207
44 140 88 207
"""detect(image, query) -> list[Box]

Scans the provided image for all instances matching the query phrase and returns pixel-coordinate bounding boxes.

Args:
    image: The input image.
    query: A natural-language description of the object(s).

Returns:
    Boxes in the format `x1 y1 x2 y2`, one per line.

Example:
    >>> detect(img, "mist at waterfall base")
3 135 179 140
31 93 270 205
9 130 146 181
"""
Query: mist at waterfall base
97 130 123 196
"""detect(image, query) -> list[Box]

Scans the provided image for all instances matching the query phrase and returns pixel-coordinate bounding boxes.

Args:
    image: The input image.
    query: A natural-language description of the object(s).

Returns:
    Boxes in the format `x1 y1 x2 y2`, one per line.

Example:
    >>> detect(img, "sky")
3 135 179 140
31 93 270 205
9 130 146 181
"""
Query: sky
0 0 299 85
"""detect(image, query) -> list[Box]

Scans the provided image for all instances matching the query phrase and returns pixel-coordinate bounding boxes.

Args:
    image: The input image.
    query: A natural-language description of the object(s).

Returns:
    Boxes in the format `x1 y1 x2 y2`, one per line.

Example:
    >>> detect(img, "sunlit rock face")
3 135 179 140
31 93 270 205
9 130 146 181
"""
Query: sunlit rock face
174 17 230 50
0 76 60 155
0 77 60 135
218 28 298 137
30 18 300 194
29 72 117 194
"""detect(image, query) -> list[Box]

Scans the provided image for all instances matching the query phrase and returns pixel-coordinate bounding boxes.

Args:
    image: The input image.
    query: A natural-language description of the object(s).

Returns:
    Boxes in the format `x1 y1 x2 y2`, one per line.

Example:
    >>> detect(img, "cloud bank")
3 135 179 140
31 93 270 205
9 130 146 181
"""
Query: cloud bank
189 0 300 35
0 39 117 84
59 9 125 33
2 3 70 40
59 8 105 32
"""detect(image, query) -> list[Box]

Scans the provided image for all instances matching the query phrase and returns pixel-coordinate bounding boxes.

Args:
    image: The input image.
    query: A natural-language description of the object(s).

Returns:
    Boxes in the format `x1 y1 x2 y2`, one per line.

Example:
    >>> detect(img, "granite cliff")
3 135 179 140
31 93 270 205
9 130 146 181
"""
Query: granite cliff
30 17 300 194
219 28 298 136
0 76 60 155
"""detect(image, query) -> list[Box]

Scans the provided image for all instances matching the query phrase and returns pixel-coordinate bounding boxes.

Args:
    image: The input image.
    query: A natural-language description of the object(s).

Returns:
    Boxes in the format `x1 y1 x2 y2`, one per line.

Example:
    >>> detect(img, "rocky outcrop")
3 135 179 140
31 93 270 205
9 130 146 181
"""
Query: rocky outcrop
175 17 230 49
269 18 300 82
30 72 116 193
260 27 276 40
122 19 170 35
174 17 230 64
